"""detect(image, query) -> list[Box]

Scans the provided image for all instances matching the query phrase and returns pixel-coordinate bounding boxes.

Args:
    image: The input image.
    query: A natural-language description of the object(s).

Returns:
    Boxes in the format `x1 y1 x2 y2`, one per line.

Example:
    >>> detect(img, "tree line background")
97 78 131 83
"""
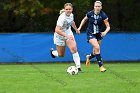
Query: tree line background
0 0 139 33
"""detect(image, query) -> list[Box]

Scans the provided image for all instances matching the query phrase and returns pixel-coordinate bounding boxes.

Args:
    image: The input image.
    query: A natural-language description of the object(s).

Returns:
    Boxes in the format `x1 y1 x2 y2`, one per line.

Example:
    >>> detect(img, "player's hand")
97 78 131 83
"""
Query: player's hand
77 27 81 31
76 29 80 34
101 32 107 37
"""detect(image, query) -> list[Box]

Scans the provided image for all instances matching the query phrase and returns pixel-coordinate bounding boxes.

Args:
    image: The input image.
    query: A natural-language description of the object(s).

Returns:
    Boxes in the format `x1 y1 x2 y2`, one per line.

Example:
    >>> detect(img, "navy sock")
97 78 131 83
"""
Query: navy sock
95 54 103 67
89 53 95 59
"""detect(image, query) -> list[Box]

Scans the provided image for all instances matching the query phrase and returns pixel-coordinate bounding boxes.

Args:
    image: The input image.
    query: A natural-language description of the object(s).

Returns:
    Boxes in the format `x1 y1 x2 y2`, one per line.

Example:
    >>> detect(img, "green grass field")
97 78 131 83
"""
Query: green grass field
0 63 139 93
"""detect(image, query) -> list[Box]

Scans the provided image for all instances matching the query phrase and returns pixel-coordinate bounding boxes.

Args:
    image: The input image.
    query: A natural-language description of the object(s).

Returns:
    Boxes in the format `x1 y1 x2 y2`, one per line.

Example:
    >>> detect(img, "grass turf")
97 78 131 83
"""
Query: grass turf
0 63 139 93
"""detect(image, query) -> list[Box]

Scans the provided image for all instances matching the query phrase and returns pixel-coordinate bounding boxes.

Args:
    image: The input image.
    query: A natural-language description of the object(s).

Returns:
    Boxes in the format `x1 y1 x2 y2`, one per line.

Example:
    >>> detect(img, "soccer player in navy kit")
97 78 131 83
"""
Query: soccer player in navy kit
78 1 110 72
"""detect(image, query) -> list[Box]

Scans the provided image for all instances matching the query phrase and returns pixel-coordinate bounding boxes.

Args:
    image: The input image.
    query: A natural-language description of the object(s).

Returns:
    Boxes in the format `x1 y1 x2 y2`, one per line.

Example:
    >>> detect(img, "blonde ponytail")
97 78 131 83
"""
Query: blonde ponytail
59 9 65 15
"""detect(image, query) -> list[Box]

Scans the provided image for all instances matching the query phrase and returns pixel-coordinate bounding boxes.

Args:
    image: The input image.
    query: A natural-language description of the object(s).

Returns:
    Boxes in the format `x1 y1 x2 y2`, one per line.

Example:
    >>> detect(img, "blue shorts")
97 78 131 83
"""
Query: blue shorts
87 33 103 42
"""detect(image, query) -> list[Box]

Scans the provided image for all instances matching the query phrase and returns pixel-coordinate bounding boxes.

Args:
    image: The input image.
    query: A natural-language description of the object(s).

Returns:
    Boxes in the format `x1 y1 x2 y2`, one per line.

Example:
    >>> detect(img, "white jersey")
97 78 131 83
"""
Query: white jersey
57 12 73 33
55 12 74 39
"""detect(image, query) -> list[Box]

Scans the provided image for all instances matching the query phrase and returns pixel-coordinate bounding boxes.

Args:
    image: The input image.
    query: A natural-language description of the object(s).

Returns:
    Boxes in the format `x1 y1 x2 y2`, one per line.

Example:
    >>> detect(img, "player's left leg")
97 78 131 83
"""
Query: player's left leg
95 34 106 72
97 40 106 72
66 36 81 71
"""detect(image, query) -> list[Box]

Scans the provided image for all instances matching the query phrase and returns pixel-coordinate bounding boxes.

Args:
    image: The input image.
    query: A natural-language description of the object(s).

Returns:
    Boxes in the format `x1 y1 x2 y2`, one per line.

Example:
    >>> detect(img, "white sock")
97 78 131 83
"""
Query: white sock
52 50 58 57
72 52 81 68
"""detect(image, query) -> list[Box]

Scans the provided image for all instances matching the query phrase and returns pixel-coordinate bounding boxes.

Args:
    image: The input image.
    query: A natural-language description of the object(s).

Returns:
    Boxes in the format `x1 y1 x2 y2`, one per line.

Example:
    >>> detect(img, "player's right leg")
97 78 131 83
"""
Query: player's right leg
50 45 65 58
86 40 101 66
86 34 97 67
86 50 96 67
50 33 66 58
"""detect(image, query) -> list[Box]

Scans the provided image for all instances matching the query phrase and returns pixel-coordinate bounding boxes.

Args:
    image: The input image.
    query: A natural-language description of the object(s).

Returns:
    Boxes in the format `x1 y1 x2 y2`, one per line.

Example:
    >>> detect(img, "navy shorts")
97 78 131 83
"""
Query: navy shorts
87 33 103 42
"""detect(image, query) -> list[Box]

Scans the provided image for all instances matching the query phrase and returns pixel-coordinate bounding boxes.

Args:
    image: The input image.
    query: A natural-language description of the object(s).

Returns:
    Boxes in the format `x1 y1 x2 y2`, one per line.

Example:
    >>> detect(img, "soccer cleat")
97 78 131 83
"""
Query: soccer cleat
99 66 106 72
78 68 82 72
50 48 55 58
86 55 91 67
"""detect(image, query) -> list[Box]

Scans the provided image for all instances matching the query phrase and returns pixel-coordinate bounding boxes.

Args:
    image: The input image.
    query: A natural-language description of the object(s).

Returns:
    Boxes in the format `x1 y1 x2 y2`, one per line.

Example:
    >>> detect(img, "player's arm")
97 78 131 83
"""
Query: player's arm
55 26 73 40
101 18 110 37
72 21 80 34
55 26 69 38
104 18 110 33
78 16 88 31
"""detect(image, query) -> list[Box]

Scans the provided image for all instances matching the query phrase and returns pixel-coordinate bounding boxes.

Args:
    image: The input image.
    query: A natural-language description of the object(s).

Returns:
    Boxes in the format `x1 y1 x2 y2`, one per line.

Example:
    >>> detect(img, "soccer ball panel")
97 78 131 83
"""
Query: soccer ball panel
67 66 78 75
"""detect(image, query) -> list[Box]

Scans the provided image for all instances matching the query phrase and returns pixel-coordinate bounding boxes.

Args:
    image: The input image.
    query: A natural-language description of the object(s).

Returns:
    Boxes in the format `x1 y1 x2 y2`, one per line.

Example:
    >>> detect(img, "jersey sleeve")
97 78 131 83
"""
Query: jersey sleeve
86 11 91 18
102 11 108 20
56 15 64 27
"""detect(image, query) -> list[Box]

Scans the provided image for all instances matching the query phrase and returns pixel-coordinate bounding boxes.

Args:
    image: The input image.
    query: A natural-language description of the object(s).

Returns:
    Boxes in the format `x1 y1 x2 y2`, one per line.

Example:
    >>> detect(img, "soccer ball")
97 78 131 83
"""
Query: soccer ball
67 66 78 75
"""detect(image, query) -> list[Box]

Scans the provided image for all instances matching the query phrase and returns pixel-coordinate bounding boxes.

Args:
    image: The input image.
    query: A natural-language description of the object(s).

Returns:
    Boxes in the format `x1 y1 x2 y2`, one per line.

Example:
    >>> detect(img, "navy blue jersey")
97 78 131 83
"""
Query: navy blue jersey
86 10 108 34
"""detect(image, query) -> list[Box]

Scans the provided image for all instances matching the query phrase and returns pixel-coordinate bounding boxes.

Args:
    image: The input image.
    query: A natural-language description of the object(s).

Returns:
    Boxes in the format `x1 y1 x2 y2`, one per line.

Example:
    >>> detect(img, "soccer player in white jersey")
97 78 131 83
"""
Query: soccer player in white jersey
78 1 110 72
50 3 82 71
